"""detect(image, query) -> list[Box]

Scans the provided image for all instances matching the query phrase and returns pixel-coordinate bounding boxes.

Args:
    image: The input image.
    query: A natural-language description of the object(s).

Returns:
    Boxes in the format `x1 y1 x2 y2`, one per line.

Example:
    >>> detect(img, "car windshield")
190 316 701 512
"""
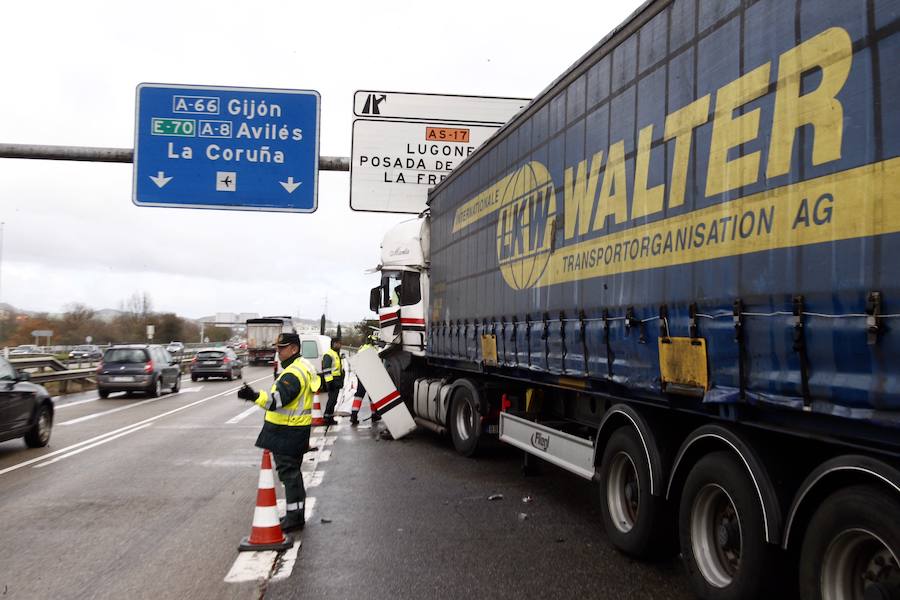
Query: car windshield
104 349 148 363
197 351 224 359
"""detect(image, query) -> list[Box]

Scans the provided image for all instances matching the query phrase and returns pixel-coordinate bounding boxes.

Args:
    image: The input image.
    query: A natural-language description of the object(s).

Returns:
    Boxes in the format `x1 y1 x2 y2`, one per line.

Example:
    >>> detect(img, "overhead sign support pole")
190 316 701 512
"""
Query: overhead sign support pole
0 144 349 171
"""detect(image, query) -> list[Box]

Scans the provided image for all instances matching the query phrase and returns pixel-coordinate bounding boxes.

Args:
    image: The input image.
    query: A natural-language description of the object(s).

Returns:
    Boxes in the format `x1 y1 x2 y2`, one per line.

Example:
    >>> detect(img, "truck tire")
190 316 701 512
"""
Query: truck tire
98 389 110 399
599 427 669 558
798 485 900 600
449 386 481 457
679 451 777 600
24 403 52 448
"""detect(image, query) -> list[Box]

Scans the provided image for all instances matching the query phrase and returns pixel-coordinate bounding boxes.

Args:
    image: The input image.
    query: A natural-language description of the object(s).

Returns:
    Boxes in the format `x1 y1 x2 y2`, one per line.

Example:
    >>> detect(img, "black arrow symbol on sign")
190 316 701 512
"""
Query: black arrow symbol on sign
362 93 388 115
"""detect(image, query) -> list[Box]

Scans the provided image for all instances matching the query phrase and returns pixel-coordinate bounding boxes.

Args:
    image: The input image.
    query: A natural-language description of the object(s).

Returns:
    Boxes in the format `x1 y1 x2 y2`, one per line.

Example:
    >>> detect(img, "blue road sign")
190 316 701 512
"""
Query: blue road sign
133 84 320 213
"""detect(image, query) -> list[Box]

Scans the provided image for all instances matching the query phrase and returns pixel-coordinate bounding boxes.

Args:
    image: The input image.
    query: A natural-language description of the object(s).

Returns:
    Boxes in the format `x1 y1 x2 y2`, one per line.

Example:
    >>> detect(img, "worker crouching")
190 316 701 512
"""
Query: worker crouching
238 332 319 533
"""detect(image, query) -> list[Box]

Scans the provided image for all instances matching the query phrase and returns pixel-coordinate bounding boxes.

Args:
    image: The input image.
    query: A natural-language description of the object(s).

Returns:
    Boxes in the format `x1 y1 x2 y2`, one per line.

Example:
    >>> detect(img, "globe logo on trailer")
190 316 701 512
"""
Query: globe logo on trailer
495 161 557 290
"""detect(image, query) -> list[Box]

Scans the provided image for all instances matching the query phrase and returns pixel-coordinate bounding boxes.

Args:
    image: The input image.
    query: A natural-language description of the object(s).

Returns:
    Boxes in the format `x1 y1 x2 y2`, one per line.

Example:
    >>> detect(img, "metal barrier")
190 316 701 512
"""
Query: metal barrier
9 349 251 395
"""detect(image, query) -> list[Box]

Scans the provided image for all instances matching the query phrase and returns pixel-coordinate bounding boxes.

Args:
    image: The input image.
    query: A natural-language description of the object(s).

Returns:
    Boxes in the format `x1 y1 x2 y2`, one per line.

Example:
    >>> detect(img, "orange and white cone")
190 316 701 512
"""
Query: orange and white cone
238 450 293 552
311 391 326 426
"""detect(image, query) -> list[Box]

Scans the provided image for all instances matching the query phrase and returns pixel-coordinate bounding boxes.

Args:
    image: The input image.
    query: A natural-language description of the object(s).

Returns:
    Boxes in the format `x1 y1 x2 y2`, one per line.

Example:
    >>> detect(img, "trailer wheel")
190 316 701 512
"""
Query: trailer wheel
799 485 900 600
679 451 776 599
599 427 668 558
449 386 481 457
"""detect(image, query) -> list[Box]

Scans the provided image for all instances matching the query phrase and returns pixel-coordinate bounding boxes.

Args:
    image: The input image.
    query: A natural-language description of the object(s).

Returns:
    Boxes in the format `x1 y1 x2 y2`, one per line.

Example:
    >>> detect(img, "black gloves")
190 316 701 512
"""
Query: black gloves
237 384 258 401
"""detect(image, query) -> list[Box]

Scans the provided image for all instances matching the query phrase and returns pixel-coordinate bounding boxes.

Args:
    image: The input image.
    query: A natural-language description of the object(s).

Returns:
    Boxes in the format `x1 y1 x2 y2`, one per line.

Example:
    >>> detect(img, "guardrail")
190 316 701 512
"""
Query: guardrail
9 349 251 396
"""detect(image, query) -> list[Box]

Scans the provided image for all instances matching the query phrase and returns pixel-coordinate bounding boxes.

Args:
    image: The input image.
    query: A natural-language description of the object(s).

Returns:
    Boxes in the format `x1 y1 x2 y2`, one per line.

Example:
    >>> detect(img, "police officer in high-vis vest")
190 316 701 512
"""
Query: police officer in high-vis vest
237 332 319 532
322 337 343 426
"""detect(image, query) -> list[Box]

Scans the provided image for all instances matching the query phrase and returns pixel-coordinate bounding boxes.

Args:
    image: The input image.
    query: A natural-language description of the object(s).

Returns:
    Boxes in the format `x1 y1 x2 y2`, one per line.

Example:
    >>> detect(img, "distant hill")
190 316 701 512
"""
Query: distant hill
1 303 358 331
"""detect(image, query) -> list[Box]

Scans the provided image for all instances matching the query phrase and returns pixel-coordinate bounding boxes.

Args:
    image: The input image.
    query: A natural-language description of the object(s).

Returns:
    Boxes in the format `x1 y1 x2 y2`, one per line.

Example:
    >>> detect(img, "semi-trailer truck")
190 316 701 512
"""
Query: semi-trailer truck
368 1 900 598
245 316 294 365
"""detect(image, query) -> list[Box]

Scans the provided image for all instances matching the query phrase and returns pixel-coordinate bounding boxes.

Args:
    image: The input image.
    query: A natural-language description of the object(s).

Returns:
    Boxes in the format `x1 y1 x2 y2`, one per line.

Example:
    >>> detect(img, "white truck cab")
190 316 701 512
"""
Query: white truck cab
369 217 430 358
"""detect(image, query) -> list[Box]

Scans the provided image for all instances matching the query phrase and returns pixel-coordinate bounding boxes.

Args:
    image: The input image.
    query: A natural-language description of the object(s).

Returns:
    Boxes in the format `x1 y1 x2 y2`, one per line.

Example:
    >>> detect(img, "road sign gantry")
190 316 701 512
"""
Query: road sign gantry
133 84 320 213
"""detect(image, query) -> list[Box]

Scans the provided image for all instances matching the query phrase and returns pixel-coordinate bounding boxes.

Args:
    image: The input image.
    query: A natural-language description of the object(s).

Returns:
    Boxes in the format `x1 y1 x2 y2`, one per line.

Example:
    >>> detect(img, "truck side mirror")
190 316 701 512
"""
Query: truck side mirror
369 286 381 312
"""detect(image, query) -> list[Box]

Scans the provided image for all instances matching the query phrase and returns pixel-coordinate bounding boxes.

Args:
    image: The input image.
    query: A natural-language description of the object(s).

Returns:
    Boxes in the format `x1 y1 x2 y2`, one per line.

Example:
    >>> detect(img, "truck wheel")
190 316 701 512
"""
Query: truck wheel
599 427 668 558
679 451 776 599
191 375 197 382
449 386 481 457
98 389 110 399
24 404 52 448
799 485 900 600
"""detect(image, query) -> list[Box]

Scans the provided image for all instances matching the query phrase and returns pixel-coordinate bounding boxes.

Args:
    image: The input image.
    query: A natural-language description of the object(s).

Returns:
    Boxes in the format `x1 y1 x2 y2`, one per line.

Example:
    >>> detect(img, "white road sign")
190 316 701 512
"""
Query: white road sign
354 90 528 123
350 90 529 214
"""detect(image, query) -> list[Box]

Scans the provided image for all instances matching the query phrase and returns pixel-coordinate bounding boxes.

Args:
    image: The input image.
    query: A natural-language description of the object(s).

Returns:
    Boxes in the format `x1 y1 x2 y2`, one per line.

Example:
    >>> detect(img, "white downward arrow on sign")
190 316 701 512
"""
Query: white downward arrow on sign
150 171 173 188
280 177 302 193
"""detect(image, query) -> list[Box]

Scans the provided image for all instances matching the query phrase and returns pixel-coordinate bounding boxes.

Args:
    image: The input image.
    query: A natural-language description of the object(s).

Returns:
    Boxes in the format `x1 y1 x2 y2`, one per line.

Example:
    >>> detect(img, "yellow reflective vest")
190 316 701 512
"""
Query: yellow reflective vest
255 356 319 426
324 348 342 382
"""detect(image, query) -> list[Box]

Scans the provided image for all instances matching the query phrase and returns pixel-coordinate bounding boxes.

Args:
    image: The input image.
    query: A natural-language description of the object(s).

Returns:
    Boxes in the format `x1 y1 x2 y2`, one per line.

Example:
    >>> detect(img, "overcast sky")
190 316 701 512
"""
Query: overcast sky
0 0 643 322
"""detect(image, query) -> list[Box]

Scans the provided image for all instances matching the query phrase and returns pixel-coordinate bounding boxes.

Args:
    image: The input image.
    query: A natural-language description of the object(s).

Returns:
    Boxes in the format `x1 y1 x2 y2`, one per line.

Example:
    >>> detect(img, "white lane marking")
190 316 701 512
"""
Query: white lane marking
271 540 303 581
224 550 280 583
302 471 324 488
33 424 154 468
58 395 173 425
59 385 212 425
0 374 272 477
317 449 332 462
226 406 259 425
55 397 102 410
54 376 197 410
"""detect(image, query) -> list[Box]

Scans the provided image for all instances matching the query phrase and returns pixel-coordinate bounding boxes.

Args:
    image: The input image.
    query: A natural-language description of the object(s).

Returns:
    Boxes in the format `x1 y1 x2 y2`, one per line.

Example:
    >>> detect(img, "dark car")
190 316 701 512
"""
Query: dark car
69 344 102 360
0 357 53 447
190 347 243 381
96 344 181 398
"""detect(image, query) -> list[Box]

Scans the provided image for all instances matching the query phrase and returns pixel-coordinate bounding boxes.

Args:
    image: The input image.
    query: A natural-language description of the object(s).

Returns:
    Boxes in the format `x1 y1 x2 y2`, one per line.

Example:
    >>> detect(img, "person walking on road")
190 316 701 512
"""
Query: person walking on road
322 337 343 426
237 332 319 533
350 335 381 426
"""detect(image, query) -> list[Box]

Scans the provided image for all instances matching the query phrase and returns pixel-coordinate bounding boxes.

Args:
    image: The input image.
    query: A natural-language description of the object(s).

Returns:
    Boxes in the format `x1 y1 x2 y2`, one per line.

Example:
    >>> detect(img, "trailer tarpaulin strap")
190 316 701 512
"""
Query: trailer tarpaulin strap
603 309 613 379
792 296 812 408
733 299 747 400
559 311 567 374
579 310 588 376
525 315 533 368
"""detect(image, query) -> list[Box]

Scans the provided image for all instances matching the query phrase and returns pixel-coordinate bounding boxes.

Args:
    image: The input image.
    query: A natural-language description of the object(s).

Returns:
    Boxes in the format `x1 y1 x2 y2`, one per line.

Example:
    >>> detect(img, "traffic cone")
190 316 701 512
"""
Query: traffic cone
312 391 326 426
238 450 293 552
